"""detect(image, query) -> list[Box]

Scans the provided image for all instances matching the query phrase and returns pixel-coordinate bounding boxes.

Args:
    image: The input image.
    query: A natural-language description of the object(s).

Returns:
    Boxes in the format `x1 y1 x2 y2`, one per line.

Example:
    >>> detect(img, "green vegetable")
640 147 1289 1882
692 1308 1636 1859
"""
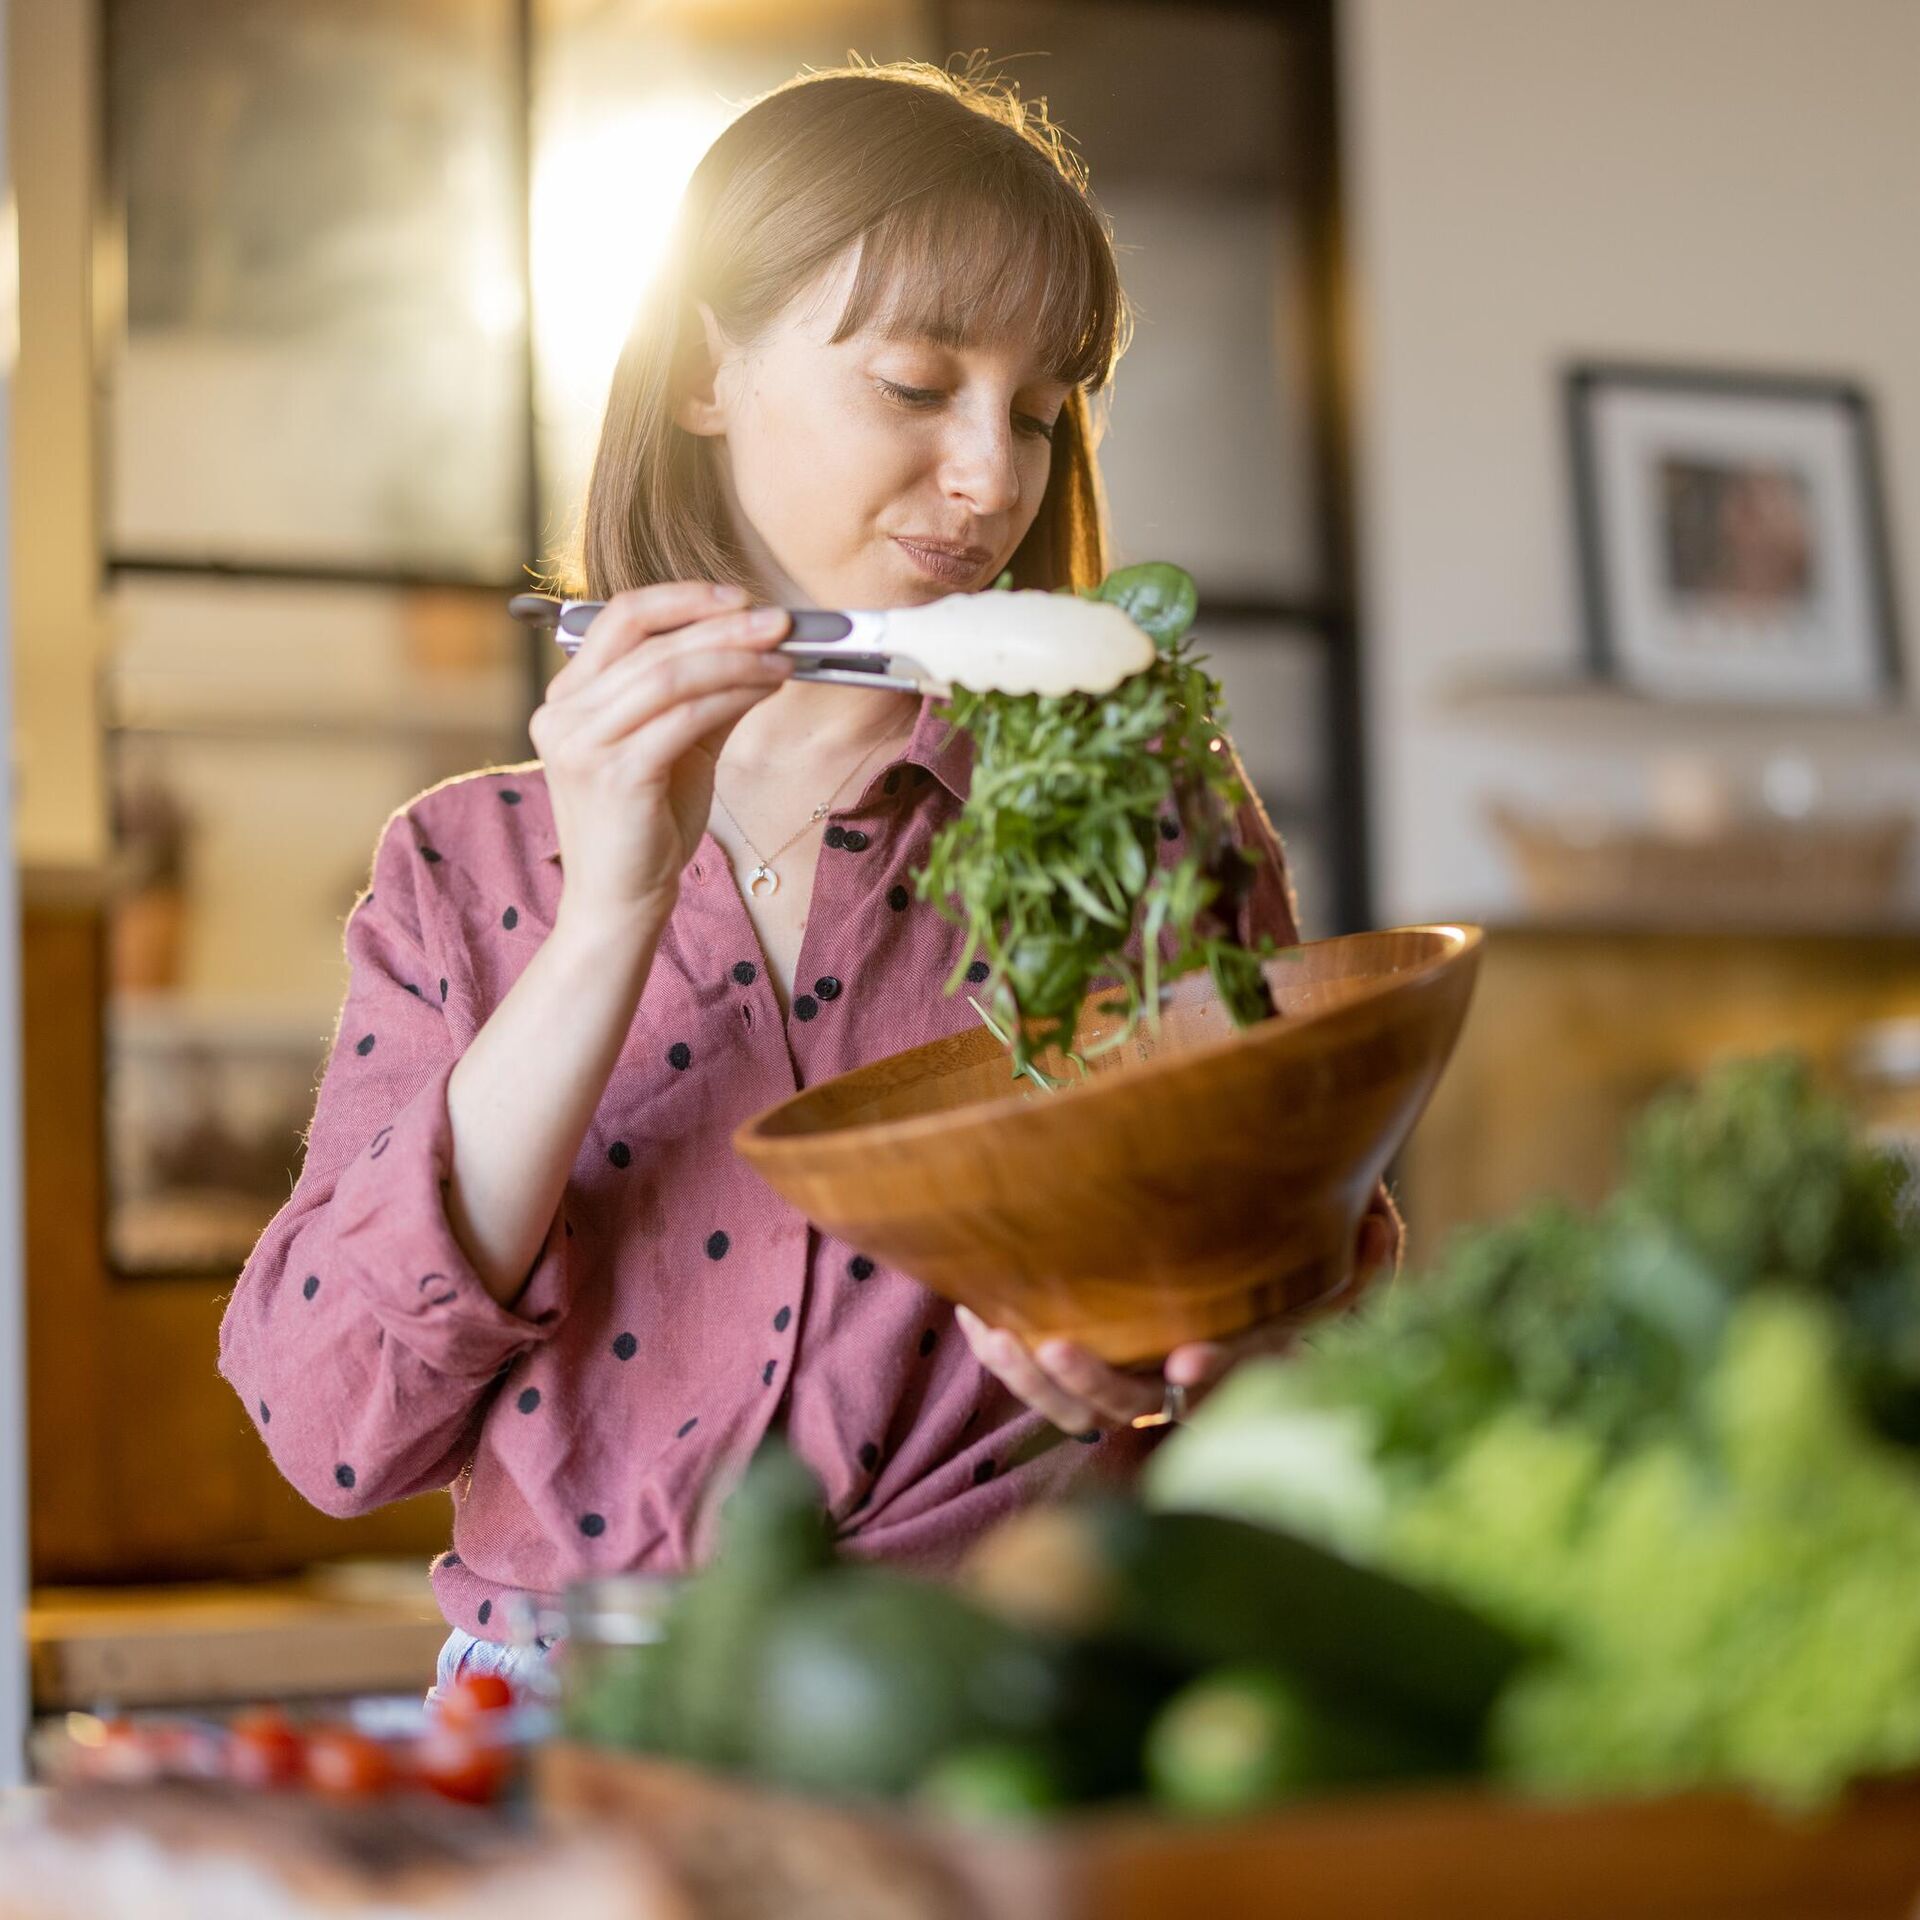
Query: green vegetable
919 560 1281 1073
630 1438 835 1766
1145 1054 1920 1809
1077 1499 1525 1749
745 1568 1064 1798
1143 1664 1428 1815
1391 1295 1920 1809
916 1741 1066 1823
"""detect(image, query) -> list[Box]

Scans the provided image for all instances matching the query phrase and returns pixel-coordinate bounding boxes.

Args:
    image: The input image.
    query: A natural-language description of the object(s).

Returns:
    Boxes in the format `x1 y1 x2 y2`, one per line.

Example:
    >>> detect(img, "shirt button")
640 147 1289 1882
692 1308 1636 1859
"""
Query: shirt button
842 830 869 852
813 976 842 1002
823 825 847 849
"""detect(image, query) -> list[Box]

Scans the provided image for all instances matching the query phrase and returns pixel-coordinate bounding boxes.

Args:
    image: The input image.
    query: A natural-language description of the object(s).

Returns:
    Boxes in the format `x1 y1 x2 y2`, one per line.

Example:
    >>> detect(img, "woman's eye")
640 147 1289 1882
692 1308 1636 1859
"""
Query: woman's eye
876 379 1056 444
878 379 943 409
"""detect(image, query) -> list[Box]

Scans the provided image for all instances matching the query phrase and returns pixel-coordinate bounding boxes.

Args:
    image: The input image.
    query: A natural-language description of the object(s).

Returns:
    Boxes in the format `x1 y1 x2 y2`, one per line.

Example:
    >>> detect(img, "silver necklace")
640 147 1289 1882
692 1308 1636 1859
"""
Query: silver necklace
709 726 904 899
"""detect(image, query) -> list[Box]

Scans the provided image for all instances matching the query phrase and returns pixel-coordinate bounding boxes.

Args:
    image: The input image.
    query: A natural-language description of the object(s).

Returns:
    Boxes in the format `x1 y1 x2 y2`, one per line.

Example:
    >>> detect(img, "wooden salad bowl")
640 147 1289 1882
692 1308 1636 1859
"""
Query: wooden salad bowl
733 925 1483 1364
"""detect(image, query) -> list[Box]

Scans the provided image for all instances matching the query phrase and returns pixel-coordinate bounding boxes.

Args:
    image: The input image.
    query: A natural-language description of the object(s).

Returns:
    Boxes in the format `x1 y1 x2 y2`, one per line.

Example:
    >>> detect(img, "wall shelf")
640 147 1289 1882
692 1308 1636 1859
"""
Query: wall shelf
1437 666 1920 740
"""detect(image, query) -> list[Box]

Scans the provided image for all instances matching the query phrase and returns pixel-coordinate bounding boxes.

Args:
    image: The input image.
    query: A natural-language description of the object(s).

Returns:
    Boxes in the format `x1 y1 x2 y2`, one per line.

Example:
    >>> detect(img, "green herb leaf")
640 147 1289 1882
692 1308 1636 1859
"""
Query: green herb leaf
913 562 1277 1071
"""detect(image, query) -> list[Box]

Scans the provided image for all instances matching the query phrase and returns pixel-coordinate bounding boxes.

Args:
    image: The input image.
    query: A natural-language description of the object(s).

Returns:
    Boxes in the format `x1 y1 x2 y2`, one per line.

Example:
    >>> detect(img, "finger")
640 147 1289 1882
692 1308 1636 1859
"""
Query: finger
1163 1341 1232 1392
1032 1337 1166 1428
567 607 792 740
956 1307 1103 1435
615 680 788 776
576 637 795 751
547 581 752 696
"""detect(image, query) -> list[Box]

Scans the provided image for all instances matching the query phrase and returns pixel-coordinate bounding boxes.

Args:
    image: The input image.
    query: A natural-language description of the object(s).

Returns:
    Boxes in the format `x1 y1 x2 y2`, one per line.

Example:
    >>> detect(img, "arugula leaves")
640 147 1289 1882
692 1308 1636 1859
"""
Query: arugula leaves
915 562 1279 1074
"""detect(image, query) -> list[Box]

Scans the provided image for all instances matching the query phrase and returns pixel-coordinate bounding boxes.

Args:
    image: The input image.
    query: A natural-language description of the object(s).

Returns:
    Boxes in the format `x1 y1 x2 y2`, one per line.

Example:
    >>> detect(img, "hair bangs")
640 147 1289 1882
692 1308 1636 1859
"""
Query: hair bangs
829 168 1124 392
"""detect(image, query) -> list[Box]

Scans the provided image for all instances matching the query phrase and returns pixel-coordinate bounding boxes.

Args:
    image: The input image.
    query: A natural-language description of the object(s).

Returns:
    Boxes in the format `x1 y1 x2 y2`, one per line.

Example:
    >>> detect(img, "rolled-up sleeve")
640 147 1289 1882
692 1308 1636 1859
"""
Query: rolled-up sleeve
217 808 573 1517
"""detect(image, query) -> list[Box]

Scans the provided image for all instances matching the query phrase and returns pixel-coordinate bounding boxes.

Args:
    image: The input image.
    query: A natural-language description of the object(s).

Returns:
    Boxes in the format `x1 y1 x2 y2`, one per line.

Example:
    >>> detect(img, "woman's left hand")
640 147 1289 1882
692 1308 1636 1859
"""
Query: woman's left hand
954 1183 1404 1435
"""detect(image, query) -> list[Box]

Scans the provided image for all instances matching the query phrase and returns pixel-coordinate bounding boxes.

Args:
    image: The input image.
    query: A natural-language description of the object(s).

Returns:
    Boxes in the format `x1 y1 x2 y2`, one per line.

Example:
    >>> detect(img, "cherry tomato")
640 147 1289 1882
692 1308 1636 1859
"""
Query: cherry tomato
439 1670 515 1722
304 1725 396 1798
226 1707 305 1788
415 1721 512 1806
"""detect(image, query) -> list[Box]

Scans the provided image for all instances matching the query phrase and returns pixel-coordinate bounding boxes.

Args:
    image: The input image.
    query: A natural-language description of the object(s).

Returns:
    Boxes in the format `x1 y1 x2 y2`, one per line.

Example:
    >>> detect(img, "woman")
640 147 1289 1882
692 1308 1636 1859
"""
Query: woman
217 58 1400 1697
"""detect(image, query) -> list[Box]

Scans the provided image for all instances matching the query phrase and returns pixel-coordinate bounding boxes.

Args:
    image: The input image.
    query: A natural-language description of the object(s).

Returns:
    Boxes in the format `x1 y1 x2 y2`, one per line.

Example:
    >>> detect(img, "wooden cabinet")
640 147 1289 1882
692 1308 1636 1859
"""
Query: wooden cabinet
1396 922 1920 1262
22 872 447 1583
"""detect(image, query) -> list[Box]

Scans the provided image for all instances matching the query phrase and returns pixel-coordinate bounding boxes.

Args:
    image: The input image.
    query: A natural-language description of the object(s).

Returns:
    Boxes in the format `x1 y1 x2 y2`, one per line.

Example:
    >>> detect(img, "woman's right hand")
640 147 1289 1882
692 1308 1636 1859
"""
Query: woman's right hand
528 580 793 933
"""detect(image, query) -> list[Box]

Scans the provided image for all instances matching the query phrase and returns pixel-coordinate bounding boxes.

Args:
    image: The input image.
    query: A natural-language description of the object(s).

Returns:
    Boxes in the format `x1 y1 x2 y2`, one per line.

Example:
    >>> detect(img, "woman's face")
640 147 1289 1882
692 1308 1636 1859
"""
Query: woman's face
677 244 1075 610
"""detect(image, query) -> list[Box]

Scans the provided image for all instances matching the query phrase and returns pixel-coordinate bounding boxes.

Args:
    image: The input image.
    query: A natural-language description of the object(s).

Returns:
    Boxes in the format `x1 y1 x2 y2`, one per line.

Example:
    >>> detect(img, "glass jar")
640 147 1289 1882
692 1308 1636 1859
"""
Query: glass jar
555 1573 681 1748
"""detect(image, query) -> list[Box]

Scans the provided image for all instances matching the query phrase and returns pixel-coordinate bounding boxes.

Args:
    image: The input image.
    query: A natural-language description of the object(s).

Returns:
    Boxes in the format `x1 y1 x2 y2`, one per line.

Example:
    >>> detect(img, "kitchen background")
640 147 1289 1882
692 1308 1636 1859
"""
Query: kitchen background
9 0 1920 1706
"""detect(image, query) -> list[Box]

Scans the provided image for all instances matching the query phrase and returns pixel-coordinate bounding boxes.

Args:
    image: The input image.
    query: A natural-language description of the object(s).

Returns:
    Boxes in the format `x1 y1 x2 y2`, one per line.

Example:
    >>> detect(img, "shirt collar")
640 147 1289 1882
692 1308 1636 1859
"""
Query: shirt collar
534 692 973 864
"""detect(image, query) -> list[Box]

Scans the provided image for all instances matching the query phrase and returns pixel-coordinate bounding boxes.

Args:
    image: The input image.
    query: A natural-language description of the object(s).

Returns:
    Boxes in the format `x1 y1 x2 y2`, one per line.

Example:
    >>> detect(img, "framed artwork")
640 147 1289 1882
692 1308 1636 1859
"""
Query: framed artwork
1565 361 1903 706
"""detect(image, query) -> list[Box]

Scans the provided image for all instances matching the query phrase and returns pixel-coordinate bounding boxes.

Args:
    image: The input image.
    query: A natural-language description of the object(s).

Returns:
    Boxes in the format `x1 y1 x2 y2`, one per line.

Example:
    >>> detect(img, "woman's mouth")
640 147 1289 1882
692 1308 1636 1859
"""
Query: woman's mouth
892 536 990 588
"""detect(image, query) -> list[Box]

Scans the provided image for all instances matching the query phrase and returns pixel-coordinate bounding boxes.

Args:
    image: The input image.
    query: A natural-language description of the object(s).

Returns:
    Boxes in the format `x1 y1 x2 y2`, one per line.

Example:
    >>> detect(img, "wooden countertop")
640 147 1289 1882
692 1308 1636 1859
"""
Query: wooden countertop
28 1569 449 1710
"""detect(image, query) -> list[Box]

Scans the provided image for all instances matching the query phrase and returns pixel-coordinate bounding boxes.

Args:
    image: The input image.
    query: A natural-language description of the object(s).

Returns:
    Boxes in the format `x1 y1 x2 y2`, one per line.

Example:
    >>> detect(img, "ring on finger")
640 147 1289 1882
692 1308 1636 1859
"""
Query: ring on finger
1129 1381 1189 1430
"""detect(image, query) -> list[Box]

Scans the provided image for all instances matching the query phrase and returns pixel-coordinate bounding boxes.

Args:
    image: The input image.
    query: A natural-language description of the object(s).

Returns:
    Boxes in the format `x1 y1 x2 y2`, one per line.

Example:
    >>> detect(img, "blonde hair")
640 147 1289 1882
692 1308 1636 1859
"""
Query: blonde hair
558 56 1132 600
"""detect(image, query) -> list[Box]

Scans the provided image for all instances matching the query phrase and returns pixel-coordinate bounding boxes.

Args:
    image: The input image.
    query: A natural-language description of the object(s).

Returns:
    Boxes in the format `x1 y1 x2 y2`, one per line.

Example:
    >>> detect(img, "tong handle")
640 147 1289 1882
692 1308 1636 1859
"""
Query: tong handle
507 594 881 665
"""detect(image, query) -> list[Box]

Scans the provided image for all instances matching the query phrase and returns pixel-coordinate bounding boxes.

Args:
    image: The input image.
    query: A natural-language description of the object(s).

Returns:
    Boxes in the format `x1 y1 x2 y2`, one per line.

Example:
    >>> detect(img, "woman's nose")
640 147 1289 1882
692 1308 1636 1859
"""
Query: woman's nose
939 419 1022 515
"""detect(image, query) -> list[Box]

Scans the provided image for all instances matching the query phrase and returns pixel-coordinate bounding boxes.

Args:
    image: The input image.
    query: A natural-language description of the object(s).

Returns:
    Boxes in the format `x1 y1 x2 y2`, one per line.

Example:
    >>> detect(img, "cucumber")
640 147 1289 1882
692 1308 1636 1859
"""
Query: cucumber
1083 1501 1529 1745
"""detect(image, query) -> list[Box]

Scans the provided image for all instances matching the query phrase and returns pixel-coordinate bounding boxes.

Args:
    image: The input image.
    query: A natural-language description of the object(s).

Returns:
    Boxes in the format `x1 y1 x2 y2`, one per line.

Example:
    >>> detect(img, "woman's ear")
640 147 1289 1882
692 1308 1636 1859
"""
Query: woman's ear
673 299 734 437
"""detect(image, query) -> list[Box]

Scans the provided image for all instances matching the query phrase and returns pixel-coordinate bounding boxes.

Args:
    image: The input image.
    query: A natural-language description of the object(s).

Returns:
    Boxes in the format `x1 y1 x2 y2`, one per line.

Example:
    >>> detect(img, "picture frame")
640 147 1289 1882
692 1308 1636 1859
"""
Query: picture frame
1564 361 1903 706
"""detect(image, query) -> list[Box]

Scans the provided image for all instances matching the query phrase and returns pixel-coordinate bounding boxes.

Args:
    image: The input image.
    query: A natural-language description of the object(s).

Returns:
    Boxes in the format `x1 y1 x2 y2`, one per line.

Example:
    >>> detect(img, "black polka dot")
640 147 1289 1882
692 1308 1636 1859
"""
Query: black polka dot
421 846 443 864
609 1141 632 1169
965 960 990 984
1159 815 1181 841
499 789 522 806
259 1400 270 1423
302 1274 320 1301
355 1033 376 1055
404 982 423 997
706 1230 730 1260
842 830 869 852
823 825 847 849
335 1463 356 1489
973 1459 996 1485
502 906 519 930
919 1328 937 1357
849 1255 874 1280
888 884 910 911
793 995 818 1021
667 1042 692 1070
477 1599 493 1625
579 1512 605 1537
369 1126 393 1159
443 1552 461 1568
731 961 757 986
814 976 842 1002
439 978 448 1002
762 1359 776 1386
1075 1428 1102 1444
676 1416 698 1439
884 769 902 795
611 1332 637 1360
517 1387 541 1414
858 1442 879 1471
773 1304 792 1332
